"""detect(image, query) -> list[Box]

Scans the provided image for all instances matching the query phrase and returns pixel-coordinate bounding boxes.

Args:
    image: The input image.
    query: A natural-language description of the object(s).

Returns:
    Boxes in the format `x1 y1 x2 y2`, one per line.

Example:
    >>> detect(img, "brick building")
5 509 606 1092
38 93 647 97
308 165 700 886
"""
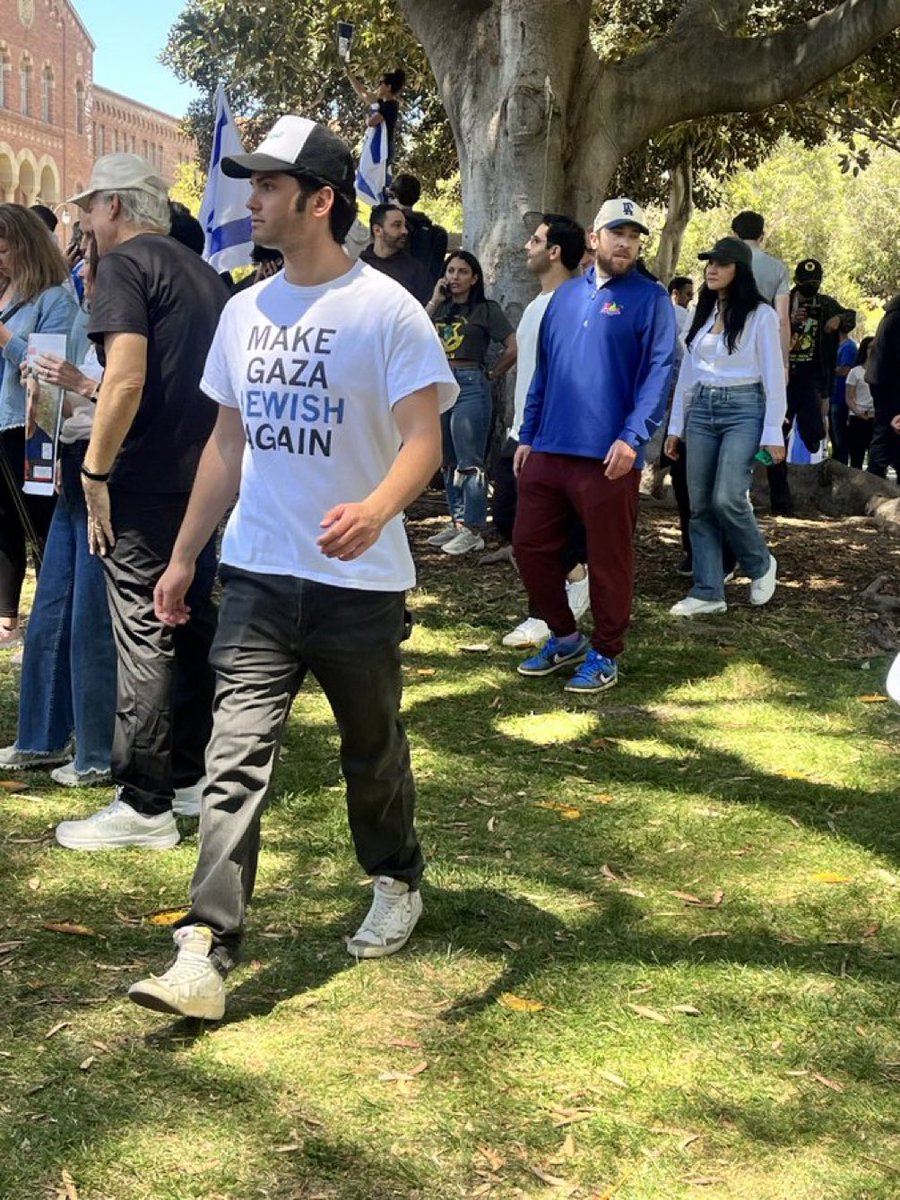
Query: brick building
0 0 194 227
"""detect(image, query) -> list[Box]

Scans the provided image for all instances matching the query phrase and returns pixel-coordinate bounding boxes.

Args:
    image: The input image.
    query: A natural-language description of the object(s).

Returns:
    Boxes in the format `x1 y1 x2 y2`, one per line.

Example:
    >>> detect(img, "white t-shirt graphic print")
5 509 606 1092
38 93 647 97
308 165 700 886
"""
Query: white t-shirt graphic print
201 261 458 591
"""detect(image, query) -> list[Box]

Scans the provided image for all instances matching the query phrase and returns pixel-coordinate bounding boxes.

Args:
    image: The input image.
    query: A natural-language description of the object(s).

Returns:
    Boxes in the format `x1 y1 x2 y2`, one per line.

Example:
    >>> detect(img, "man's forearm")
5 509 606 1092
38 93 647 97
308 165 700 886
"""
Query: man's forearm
169 424 244 565
365 429 441 526
84 386 143 474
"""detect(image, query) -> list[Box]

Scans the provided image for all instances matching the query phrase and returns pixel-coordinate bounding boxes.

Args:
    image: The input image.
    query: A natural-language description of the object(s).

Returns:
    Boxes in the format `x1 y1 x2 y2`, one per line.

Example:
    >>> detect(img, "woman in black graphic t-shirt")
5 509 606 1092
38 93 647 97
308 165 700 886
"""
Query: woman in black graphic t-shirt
425 251 517 557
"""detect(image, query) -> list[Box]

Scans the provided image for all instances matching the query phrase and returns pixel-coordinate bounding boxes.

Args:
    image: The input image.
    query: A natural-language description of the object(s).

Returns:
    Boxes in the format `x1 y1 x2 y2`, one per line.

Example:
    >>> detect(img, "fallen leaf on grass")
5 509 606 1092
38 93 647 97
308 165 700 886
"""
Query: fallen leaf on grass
78 1056 96 1072
592 793 615 804
626 1003 670 1024
812 1072 844 1093
679 1134 701 1151
460 643 490 653
45 1021 70 1040
599 864 618 881
60 1169 78 1200
673 1004 702 1017
487 815 497 833
0 940 24 953
681 1177 719 1187
415 667 437 677
272 1143 302 1154
861 921 881 937
811 872 851 884
498 992 544 1012
858 694 888 703
0 779 28 792
529 1164 569 1186
476 1146 506 1171
619 886 646 898
146 908 191 926
549 1134 576 1163
536 800 583 820
597 1070 628 1089
27 876 41 891
502 939 521 951
386 1037 421 1049
378 1060 428 1083
41 922 95 937
669 890 724 908
551 1105 597 1126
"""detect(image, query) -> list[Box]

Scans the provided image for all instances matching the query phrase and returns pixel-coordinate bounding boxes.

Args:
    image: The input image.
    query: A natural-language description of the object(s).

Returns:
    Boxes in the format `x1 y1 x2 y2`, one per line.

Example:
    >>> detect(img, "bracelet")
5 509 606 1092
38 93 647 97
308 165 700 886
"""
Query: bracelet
80 464 110 483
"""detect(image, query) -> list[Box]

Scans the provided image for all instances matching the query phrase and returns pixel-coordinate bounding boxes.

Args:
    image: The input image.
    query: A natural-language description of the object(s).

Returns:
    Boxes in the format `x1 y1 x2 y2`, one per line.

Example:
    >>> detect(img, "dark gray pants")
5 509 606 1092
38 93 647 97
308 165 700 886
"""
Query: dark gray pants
180 566 423 969
103 490 217 814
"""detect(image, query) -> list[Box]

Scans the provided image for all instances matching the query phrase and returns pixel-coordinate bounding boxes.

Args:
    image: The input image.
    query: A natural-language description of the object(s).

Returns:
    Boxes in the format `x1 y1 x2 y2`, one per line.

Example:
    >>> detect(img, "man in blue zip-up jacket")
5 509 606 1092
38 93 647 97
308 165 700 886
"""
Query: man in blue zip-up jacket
512 198 675 693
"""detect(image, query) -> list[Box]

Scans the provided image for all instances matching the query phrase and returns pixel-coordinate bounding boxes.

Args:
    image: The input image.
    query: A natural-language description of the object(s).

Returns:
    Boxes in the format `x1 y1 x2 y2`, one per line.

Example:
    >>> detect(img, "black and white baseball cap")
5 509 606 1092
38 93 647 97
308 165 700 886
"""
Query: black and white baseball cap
222 115 356 199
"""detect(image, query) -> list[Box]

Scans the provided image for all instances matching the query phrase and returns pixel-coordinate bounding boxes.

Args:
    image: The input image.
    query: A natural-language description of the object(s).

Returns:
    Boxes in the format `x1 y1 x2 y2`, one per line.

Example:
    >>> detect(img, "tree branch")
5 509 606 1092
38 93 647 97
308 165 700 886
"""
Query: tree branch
616 0 900 150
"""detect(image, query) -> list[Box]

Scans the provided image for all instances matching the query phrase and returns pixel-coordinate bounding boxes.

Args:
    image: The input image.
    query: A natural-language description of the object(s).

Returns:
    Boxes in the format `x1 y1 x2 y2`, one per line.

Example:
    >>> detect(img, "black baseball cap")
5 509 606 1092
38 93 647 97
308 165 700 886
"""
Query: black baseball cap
698 236 753 268
222 115 356 199
795 258 823 283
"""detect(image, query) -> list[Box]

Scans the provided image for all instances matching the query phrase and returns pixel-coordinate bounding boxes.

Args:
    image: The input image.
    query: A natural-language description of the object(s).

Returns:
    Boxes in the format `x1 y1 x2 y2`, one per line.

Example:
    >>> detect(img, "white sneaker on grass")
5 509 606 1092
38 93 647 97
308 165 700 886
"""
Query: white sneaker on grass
426 524 459 547
0 744 70 770
441 528 485 556
347 876 422 960
750 554 777 606
502 616 550 648
669 596 727 617
173 776 206 818
54 796 180 851
50 761 111 788
566 573 591 620
128 925 225 1020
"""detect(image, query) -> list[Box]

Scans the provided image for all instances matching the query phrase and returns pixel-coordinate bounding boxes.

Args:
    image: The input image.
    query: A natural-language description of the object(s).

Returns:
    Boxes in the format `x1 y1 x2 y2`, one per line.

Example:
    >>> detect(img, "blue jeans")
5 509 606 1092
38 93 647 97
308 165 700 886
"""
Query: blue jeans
441 367 490 528
16 442 117 771
686 384 771 600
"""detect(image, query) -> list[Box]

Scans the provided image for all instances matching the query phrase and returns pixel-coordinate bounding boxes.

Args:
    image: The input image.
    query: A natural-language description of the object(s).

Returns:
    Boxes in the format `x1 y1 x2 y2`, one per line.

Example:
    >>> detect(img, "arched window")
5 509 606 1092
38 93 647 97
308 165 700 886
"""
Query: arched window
0 53 9 110
41 65 53 124
74 79 84 135
20 57 32 117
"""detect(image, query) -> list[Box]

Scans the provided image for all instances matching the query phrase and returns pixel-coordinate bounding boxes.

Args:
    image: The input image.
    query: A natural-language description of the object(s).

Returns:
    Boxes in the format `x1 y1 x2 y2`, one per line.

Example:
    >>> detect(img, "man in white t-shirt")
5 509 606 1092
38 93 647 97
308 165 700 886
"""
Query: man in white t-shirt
127 116 457 1021
491 212 589 648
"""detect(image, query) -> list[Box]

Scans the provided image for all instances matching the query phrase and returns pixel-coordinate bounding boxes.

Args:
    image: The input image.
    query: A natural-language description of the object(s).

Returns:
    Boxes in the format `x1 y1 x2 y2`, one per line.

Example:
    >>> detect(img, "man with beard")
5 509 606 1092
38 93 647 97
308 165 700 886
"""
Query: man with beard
360 203 432 304
512 198 675 692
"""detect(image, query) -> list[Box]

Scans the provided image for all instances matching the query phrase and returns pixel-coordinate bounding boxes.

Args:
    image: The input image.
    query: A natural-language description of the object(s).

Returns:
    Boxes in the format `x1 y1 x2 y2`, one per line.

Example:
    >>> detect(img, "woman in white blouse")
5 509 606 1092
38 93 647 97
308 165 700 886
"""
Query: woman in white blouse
665 237 786 617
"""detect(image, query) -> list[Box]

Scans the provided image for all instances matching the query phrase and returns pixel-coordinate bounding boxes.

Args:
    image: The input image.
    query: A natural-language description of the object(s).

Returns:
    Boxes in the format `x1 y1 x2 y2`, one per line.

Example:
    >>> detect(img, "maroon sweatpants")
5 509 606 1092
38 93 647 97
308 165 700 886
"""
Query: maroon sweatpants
513 452 640 658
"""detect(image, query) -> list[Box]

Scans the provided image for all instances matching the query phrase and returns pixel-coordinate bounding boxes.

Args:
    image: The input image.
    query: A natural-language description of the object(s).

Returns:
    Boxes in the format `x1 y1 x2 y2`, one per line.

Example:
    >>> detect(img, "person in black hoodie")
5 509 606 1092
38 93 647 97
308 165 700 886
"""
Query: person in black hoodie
867 293 900 478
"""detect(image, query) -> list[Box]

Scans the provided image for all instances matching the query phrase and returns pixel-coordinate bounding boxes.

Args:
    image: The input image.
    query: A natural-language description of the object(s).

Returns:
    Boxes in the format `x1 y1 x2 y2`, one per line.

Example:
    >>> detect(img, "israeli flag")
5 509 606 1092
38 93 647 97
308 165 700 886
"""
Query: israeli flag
199 85 253 272
355 121 389 207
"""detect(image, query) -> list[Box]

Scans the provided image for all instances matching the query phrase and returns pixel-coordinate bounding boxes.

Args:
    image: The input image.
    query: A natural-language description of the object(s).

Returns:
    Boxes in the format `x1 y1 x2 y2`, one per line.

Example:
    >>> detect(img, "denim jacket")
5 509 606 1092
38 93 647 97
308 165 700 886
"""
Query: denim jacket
0 285 78 431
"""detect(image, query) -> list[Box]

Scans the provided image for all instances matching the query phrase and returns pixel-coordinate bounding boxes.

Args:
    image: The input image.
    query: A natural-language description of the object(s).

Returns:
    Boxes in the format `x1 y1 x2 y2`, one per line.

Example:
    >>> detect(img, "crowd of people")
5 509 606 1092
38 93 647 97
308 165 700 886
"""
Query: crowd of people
0 103 898 1021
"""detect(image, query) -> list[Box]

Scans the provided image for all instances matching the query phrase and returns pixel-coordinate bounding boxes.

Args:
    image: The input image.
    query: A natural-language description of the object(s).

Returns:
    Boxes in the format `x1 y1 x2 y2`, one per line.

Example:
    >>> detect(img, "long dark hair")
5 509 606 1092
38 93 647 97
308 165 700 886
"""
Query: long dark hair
686 260 763 354
856 336 874 366
442 250 486 306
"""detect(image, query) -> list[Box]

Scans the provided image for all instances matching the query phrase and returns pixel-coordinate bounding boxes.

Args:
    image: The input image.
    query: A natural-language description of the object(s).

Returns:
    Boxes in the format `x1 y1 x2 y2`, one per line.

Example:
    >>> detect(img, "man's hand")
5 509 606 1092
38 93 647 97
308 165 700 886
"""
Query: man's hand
154 559 196 627
82 478 115 555
824 315 841 334
761 443 786 465
318 500 384 561
664 435 681 461
604 439 637 479
513 443 531 477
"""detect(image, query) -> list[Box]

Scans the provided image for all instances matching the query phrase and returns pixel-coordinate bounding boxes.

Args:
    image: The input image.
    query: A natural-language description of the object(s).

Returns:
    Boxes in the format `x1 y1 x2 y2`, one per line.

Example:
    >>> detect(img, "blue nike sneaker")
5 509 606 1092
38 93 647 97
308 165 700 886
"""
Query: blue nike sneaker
564 649 618 693
517 634 589 677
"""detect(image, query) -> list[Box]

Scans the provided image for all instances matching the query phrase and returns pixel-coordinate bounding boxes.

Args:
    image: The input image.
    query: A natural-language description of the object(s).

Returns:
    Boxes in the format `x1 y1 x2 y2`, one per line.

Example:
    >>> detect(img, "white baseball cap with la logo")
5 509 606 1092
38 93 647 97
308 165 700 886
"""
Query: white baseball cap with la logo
593 198 649 235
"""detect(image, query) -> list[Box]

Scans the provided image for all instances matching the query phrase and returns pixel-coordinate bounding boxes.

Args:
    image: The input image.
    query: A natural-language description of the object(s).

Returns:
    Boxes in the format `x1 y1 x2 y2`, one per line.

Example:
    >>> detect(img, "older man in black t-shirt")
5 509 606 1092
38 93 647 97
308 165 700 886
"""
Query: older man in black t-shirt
54 153 229 852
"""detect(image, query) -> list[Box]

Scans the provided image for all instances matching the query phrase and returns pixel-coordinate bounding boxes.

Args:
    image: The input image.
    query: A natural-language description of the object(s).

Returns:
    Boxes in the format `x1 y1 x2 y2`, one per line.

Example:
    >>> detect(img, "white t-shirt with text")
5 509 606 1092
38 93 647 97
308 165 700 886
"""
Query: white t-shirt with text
201 261 458 591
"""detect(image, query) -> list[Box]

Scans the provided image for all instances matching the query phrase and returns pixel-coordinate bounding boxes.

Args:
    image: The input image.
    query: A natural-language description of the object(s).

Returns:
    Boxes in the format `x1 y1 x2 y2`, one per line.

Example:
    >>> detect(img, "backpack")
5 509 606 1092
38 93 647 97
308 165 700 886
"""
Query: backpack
406 210 449 284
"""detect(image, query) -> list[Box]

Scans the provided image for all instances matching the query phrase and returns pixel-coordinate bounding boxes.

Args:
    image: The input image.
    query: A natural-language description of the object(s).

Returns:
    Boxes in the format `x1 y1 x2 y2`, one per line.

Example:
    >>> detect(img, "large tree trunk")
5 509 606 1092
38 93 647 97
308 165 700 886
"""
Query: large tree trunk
401 0 900 314
652 145 694 284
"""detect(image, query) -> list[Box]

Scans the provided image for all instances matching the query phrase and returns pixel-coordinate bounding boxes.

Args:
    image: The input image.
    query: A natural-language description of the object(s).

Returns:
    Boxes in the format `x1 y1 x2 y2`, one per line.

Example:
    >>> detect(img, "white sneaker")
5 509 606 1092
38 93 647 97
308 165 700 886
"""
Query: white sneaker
441 528 485 556
55 796 180 851
0 743 70 770
50 761 111 788
669 596 727 617
566 573 591 620
502 616 550 648
173 776 206 818
750 555 777 606
128 925 225 1020
426 524 459 547
347 876 423 959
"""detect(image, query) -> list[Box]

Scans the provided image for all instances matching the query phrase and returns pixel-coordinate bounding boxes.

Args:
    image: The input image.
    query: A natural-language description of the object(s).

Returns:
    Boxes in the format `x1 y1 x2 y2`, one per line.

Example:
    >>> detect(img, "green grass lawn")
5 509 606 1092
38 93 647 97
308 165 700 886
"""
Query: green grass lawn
0 507 898 1200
